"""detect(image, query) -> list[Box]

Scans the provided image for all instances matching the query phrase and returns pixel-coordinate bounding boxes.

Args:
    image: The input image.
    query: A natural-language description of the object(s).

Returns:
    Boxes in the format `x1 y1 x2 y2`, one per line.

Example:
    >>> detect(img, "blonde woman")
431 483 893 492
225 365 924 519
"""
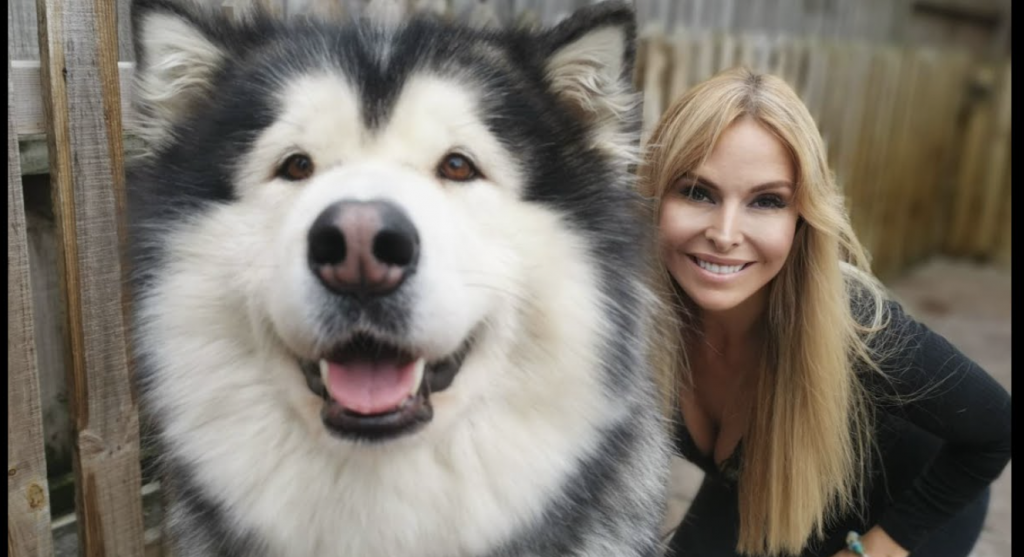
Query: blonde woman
640 67 1011 557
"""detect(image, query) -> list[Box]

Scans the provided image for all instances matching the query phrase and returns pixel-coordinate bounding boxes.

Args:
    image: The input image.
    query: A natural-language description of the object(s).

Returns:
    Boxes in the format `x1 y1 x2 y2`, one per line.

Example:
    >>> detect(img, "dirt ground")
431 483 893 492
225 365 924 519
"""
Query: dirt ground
661 257 1012 556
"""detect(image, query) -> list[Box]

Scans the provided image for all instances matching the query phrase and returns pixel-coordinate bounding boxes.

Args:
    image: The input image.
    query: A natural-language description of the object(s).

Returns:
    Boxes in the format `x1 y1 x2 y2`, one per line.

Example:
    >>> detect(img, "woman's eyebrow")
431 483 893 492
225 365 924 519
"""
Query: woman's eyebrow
680 173 793 193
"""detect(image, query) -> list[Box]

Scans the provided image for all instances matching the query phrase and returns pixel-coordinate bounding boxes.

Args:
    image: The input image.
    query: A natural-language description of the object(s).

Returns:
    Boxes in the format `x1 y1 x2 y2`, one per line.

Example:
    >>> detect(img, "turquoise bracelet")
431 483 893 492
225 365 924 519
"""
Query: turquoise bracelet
845 531 869 557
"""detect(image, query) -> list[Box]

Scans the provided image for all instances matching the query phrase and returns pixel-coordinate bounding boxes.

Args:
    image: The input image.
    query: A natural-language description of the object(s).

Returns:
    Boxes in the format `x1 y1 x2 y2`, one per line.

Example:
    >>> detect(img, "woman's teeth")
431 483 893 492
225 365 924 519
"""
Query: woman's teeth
696 258 745 275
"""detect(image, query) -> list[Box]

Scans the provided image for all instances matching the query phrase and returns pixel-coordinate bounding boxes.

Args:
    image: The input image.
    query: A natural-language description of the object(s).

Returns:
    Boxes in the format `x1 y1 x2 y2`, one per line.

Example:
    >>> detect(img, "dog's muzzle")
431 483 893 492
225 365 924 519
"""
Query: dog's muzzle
299 199 473 441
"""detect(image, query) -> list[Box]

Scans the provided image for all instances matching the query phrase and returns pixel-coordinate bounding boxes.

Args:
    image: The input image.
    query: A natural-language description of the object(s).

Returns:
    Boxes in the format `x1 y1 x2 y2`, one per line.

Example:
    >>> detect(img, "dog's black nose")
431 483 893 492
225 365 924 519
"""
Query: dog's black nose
307 200 419 296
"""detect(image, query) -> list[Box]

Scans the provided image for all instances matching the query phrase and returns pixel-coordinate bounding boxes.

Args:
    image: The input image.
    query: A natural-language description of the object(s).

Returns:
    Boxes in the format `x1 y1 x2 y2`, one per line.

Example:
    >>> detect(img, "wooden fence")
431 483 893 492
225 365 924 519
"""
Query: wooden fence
9 0 144 554
7 0 1011 555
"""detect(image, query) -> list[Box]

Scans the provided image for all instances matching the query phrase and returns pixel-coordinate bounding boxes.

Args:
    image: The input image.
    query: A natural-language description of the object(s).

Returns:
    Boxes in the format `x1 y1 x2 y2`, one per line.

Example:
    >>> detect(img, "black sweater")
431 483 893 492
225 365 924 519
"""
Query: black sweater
673 298 1012 554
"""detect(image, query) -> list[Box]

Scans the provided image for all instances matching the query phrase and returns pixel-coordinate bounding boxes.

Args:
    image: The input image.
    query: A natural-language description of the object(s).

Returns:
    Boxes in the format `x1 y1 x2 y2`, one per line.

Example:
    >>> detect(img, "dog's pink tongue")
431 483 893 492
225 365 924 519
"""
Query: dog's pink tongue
326 360 414 415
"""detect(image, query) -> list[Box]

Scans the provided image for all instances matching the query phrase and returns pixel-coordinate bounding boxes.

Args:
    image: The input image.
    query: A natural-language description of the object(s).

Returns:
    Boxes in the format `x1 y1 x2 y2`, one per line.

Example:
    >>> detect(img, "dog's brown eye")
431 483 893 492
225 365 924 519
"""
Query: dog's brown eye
278 154 315 181
437 153 479 182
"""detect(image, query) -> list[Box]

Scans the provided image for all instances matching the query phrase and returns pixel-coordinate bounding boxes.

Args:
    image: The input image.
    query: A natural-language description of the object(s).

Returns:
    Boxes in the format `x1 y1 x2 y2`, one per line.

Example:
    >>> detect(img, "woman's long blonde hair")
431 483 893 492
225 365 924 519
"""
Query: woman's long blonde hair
639 67 890 556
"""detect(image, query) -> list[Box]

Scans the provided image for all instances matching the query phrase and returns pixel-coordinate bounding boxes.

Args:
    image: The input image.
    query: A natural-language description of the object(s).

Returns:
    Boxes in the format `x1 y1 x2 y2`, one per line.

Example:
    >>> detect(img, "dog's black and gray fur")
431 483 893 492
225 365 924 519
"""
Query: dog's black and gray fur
127 1 670 555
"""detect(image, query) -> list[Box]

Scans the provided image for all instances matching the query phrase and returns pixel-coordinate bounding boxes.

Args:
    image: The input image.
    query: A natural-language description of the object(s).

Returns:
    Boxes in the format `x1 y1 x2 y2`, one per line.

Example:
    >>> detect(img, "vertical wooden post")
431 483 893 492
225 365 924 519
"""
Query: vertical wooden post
946 65 997 257
8 52 55 557
876 48 921 277
972 62 1011 257
34 0 145 553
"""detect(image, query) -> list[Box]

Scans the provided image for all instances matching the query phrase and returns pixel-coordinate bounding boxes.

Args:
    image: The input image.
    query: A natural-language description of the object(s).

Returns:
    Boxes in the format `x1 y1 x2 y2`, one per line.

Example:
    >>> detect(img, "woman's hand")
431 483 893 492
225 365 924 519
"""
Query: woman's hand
831 526 910 557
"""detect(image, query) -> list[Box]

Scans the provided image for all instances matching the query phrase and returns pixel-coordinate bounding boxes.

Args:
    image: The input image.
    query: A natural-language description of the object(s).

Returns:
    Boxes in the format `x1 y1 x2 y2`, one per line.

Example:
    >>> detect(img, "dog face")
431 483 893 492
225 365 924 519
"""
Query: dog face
241 70 522 441
130 0 640 444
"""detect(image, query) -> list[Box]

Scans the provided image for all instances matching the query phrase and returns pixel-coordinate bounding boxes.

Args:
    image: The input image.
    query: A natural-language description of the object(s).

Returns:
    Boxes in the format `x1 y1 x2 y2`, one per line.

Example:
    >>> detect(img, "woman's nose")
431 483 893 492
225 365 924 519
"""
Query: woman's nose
705 206 741 250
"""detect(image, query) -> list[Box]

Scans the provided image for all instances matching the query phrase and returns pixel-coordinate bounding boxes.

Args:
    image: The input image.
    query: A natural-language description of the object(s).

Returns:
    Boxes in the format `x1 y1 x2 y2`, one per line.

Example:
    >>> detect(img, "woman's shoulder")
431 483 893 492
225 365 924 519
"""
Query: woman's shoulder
840 264 936 377
840 265 994 401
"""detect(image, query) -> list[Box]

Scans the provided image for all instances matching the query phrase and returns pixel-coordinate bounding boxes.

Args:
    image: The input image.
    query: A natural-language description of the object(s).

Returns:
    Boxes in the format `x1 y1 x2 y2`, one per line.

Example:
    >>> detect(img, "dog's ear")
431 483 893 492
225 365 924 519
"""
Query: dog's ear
541 1 638 160
130 0 232 147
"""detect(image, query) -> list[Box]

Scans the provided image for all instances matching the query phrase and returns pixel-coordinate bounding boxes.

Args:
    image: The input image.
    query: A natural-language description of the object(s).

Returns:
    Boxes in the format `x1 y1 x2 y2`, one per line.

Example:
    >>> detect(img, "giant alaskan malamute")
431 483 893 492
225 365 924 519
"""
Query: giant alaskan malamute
127 0 669 555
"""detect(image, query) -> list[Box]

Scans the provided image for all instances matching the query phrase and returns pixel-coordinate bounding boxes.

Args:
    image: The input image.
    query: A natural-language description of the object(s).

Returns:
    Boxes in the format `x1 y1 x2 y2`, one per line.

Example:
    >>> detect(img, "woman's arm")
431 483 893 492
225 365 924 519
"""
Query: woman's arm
859 300 1011 553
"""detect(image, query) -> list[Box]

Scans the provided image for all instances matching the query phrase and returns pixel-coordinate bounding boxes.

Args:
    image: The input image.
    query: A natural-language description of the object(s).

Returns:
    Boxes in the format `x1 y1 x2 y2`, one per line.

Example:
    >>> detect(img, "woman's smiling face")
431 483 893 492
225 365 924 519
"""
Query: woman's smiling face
659 116 800 316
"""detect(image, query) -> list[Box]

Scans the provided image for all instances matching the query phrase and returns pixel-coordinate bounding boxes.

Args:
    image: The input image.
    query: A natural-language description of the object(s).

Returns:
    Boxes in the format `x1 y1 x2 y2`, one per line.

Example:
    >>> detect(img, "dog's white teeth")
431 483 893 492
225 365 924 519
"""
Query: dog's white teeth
319 358 330 386
410 358 426 397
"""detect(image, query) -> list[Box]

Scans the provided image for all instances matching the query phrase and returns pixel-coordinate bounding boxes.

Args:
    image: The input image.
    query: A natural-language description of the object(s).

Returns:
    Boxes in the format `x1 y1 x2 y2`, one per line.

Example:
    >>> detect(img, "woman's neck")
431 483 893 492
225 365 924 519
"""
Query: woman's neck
697 287 768 365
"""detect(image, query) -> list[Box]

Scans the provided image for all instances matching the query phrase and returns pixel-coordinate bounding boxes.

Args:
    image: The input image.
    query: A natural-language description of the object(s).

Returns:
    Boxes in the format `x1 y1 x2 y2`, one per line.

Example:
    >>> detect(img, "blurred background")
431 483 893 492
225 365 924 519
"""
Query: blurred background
8 0 1010 555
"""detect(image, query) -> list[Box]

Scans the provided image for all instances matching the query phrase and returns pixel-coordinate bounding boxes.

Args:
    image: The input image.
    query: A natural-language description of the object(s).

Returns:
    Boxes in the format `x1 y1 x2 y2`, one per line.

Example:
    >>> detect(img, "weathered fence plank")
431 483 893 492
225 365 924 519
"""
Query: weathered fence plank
971 61 1012 256
34 0 146 553
8 51 55 557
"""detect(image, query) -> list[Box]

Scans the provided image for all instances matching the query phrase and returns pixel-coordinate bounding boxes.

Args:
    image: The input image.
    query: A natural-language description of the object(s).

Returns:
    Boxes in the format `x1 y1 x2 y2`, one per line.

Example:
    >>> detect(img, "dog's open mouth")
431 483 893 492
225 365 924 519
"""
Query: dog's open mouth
300 332 472 441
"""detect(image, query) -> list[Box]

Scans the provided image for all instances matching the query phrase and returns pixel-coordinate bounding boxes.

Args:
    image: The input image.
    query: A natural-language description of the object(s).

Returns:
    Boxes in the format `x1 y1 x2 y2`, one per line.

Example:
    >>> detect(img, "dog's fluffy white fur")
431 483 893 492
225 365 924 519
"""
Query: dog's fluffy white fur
128 2 669 555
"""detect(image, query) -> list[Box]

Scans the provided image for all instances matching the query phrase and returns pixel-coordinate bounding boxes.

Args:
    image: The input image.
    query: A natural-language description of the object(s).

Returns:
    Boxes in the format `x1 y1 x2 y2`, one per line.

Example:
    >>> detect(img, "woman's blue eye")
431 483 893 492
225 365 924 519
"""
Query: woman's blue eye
679 185 711 202
752 194 787 209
